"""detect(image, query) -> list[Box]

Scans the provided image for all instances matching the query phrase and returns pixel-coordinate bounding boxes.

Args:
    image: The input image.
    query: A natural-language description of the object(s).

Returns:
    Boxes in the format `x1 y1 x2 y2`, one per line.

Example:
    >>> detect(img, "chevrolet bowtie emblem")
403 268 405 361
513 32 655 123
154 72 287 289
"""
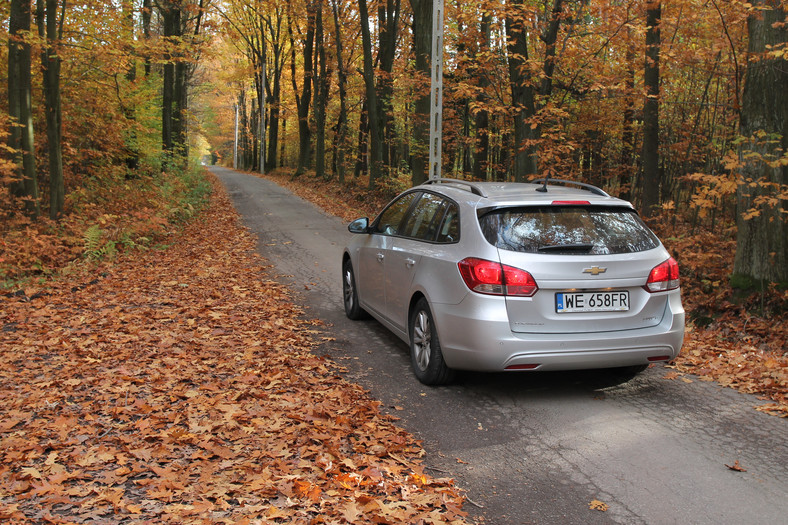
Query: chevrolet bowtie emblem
583 266 607 276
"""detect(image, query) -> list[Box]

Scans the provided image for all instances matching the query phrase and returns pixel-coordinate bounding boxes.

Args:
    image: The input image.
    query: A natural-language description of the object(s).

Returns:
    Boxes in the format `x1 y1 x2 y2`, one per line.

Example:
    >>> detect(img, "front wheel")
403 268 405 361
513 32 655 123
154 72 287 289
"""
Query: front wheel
409 298 455 385
342 259 367 320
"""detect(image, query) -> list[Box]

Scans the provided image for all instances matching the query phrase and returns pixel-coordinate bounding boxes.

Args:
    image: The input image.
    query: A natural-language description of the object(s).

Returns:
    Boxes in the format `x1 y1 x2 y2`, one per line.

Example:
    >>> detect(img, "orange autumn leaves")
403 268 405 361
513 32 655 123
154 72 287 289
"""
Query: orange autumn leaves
0 176 467 523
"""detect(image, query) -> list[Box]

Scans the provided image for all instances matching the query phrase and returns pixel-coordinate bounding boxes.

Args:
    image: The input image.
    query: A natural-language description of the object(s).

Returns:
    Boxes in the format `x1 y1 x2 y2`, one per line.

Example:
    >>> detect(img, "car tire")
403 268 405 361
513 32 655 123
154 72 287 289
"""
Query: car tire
409 298 455 385
342 259 367 320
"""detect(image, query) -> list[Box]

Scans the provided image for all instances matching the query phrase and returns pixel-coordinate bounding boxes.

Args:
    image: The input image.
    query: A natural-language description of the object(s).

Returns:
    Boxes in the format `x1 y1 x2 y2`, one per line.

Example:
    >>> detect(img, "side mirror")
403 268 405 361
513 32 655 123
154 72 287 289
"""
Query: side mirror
348 217 370 234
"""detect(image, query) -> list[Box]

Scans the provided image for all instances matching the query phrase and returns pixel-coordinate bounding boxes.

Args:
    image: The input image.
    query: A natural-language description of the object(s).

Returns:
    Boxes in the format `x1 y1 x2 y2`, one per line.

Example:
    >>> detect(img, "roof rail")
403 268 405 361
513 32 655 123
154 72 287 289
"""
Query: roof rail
531 178 609 197
422 178 488 198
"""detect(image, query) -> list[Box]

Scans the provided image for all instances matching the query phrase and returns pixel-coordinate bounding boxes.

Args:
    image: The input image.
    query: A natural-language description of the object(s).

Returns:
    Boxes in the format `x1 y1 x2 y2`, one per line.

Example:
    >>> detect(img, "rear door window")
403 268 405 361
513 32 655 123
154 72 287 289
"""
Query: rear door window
400 193 460 243
479 206 659 255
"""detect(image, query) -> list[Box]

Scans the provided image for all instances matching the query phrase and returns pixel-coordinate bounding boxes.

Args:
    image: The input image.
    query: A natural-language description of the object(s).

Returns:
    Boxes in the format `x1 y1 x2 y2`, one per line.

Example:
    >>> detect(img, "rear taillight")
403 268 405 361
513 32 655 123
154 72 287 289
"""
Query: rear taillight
458 258 538 297
645 257 680 293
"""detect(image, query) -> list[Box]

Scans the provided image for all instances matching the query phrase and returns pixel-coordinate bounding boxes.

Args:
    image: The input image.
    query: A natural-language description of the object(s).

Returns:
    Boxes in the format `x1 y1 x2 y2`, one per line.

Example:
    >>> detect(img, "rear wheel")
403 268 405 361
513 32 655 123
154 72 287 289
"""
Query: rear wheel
409 298 454 385
342 259 367 320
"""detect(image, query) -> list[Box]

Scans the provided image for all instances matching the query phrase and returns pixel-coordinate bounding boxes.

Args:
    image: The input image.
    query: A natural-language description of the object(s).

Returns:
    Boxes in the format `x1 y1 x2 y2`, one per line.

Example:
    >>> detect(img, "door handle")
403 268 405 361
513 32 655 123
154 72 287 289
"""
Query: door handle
405 258 416 268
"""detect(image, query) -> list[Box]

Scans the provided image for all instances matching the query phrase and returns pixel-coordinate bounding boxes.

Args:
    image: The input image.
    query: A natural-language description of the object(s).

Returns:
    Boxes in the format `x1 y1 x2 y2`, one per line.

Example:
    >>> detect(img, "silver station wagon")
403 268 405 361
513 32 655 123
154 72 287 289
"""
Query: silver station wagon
341 178 685 385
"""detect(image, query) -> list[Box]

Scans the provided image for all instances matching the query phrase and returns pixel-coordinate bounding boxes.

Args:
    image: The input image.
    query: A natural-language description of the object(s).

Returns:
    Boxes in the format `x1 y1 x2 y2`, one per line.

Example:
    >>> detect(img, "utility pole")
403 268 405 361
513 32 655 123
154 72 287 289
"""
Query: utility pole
233 103 239 169
428 0 444 180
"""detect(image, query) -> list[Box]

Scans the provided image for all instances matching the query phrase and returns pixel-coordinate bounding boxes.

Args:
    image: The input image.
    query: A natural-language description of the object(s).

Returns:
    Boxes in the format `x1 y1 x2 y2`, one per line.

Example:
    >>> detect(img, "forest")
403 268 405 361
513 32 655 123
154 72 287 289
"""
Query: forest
1 2 787 521
1 3 786 373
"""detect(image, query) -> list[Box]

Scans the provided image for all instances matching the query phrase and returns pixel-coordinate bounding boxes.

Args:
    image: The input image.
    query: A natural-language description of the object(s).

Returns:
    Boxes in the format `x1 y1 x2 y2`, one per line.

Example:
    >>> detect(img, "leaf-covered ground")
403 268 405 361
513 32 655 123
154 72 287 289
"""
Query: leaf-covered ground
264 170 787 418
0 175 467 523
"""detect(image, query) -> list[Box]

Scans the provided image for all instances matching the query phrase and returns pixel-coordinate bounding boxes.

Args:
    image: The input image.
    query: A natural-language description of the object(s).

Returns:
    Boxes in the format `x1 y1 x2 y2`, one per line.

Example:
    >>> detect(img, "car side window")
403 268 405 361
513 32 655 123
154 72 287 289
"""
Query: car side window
402 193 445 240
435 202 459 243
373 191 420 236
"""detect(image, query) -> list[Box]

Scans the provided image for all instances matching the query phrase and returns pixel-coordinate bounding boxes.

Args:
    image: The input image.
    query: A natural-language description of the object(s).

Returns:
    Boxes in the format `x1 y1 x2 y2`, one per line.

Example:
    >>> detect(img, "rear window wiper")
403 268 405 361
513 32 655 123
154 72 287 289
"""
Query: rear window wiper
537 243 594 253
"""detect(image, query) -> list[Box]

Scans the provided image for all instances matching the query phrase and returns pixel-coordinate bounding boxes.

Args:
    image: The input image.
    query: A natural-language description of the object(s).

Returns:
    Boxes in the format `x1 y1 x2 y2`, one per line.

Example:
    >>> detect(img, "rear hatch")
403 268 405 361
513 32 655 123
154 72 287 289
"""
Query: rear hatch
479 204 671 335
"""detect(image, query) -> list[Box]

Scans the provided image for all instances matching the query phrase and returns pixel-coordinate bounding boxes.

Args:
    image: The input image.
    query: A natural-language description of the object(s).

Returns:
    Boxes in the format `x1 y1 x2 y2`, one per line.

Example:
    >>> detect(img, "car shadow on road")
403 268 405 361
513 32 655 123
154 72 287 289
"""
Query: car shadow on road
455 367 652 396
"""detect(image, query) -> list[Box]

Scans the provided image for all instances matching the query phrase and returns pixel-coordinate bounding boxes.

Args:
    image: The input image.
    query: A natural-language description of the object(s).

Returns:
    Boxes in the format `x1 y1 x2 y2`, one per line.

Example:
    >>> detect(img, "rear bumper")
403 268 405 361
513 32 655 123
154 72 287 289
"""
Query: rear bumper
432 291 685 372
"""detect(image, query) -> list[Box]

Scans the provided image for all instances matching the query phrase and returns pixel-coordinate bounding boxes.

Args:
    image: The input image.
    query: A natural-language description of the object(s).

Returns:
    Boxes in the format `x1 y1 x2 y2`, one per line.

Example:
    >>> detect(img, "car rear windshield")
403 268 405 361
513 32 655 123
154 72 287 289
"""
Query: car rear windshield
479 206 660 255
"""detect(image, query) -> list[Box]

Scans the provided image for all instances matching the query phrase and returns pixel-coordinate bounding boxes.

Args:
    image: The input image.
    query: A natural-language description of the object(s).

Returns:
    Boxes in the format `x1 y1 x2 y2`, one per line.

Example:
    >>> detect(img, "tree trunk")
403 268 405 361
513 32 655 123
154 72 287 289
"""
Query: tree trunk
733 0 787 284
38 0 64 219
377 0 400 169
358 0 383 188
473 10 492 182
641 0 661 217
265 10 285 172
409 0 431 186
291 1 315 176
505 0 538 181
174 58 188 160
620 18 637 200
161 3 180 163
8 0 39 218
313 0 329 179
330 0 349 183
355 98 369 178
142 0 152 76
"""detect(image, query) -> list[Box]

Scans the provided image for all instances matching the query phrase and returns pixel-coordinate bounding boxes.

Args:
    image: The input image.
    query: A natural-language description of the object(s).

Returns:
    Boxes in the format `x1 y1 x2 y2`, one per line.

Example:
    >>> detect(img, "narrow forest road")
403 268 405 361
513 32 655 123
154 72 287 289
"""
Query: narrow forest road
214 167 788 525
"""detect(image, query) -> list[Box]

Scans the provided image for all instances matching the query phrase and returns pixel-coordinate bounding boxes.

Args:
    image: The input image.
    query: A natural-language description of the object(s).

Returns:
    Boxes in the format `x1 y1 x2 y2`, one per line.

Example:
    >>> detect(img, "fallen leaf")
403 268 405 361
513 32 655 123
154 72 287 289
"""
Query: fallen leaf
589 499 609 511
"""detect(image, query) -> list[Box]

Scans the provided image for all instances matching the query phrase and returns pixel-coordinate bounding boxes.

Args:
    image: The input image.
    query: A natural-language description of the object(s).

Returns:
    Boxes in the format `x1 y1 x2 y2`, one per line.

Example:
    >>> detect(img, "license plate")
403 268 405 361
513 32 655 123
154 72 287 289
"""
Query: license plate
556 291 630 313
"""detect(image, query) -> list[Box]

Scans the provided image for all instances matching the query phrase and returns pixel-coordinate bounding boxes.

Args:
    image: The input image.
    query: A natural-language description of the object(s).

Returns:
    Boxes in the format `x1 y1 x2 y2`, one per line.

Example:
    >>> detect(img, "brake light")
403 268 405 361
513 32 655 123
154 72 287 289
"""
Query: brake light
458 258 538 297
551 200 590 205
645 258 680 292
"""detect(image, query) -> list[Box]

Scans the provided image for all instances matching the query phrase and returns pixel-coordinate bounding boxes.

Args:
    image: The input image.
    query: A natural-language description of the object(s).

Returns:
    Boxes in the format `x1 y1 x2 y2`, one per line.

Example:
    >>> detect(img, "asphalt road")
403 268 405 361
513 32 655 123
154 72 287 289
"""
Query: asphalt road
213 167 788 525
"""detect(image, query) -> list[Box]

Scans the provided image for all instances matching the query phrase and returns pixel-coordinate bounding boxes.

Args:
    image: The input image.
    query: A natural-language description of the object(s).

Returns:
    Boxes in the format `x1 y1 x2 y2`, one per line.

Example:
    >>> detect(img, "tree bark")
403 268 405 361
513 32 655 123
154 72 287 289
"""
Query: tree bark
37 0 64 219
358 0 383 188
291 0 316 176
641 0 661 217
409 0 431 186
473 10 492 182
265 7 285 172
733 0 787 284
313 0 329 179
330 0 349 183
142 0 152 76
161 2 181 162
8 0 39 218
505 0 538 181
377 0 400 169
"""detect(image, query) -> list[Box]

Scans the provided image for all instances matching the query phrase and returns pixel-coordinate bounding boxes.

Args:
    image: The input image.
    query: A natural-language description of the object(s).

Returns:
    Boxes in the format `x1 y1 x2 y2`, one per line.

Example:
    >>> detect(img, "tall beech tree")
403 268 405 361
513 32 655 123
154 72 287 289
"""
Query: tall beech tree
37 0 65 219
330 0 350 182
7 0 39 218
641 0 661 217
358 0 383 187
264 5 288 172
290 0 316 176
158 0 207 168
733 0 787 284
313 0 331 179
505 0 566 181
409 0 431 185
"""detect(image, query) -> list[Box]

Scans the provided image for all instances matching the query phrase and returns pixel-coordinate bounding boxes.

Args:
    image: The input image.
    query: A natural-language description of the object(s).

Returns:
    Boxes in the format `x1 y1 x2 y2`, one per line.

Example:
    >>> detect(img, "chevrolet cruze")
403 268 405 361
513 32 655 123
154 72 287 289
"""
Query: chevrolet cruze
342 178 684 385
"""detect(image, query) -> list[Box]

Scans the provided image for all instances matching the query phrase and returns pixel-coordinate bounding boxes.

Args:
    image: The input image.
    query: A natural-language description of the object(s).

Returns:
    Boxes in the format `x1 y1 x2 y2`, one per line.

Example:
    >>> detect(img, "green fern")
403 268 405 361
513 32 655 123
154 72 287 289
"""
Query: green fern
83 225 103 260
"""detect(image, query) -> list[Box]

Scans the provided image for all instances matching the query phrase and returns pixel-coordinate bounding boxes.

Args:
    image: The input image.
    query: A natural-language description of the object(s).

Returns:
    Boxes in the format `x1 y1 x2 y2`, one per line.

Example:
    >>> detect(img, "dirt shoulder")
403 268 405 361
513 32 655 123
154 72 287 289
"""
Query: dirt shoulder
0 174 467 523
